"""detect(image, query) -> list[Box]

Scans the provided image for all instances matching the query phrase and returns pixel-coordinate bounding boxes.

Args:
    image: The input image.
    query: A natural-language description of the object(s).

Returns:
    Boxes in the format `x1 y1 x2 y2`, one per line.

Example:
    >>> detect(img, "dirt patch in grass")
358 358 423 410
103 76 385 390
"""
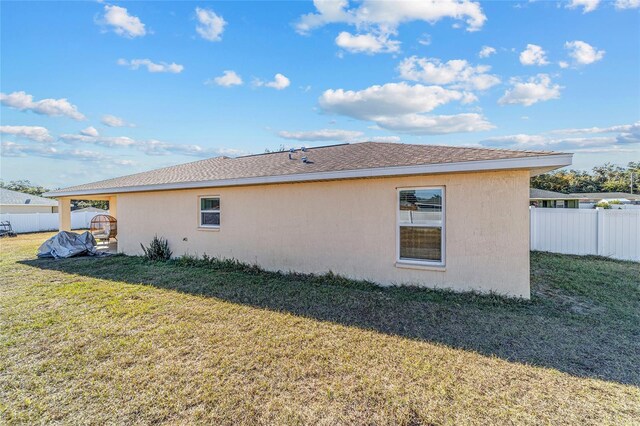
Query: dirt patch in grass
1 233 639 425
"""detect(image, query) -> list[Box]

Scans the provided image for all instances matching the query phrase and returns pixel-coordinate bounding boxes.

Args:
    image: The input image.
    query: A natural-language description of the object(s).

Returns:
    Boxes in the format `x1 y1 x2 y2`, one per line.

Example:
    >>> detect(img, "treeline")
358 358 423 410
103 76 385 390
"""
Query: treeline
0 179 49 196
530 162 639 194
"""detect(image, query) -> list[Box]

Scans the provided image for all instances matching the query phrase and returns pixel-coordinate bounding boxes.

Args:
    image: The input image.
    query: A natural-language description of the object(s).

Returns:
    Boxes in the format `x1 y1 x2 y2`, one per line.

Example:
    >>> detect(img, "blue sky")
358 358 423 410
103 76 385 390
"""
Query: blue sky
1 0 639 189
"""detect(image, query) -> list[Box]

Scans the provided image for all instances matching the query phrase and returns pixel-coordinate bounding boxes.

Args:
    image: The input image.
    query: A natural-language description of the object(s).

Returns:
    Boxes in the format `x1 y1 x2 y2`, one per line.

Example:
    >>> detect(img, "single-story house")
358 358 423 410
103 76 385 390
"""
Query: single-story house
0 188 59 214
569 192 640 207
72 207 109 213
529 188 583 208
44 142 572 298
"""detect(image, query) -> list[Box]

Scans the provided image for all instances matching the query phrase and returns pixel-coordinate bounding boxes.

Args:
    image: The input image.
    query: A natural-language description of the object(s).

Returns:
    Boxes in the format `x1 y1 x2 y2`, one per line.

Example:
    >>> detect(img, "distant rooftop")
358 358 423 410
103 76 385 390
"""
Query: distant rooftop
568 192 640 200
0 188 58 206
530 188 584 200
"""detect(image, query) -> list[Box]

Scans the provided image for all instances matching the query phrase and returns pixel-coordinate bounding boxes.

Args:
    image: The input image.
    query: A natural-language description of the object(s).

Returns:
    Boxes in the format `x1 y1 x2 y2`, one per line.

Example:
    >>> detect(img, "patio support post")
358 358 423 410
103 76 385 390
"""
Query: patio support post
108 196 117 219
59 197 71 231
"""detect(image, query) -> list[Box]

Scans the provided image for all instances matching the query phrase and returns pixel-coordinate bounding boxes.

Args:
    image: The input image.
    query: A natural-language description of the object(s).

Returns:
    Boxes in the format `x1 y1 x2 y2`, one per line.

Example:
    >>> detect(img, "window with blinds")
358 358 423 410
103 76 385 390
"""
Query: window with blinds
398 188 444 265
199 197 220 228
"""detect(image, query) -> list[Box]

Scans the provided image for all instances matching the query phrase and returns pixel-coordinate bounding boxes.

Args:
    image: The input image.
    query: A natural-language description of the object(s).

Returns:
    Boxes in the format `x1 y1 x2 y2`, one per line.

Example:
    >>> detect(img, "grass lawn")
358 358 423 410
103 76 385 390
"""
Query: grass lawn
1 233 639 425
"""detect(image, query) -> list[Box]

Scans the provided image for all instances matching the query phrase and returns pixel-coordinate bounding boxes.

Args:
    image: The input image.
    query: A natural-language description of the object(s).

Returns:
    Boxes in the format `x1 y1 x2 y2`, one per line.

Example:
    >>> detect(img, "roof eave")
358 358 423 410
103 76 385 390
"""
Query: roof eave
44 153 573 198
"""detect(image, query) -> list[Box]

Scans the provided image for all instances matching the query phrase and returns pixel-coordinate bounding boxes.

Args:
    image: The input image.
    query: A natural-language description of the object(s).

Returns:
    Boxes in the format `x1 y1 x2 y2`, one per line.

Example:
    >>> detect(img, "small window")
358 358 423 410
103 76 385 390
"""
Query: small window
398 187 444 265
199 197 220 228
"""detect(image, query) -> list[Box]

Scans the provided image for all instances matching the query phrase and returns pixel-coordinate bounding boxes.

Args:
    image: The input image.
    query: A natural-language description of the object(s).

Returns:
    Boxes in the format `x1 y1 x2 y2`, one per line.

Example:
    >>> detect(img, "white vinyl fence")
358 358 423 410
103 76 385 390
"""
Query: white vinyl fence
530 207 640 262
0 211 102 234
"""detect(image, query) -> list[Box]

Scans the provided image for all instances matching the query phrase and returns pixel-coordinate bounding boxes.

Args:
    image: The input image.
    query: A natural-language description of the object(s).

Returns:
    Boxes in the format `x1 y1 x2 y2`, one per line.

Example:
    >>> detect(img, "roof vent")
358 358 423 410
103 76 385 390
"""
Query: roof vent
289 148 295 153
301 156 309 163
301 146 307 152
288 152 293 160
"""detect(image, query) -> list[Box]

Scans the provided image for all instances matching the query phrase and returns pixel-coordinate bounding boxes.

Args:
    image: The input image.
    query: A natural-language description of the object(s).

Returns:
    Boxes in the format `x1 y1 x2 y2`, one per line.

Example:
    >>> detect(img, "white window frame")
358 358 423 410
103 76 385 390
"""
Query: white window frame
396 186 445 267
198 195 220 229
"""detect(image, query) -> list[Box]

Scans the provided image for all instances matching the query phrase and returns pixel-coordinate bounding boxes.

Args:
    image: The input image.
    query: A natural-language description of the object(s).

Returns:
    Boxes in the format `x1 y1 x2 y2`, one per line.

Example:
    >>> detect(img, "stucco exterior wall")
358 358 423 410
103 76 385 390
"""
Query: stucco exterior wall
0 205 56 214
116 170 531 298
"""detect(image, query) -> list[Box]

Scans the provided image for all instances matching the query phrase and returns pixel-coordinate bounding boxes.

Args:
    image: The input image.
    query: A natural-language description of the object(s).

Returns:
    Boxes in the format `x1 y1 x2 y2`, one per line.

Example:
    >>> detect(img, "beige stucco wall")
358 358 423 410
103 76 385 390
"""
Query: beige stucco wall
0 205 56 214
116 170 531 298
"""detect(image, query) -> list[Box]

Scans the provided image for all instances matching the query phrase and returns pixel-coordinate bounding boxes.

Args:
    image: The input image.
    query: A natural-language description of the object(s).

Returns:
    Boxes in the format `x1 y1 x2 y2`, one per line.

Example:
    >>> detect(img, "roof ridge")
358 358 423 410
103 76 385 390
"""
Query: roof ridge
237 143 350 159
355 141 562 156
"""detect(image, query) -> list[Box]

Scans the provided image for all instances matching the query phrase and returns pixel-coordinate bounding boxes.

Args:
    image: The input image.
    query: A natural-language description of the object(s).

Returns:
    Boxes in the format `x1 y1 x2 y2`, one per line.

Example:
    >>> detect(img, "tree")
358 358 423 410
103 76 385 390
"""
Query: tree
0 180 49 196
72 200 109 210
530 162 639 194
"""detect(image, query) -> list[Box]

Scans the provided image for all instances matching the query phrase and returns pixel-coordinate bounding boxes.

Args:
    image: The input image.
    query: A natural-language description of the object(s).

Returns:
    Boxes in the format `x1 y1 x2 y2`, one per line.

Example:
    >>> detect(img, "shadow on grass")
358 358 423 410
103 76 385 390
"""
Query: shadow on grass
20 251 640 386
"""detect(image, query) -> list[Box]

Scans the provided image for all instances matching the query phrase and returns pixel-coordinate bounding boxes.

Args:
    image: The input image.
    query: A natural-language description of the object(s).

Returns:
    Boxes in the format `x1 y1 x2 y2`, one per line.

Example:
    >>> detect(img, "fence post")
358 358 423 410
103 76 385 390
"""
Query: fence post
529 206 536 250
596 207 604 256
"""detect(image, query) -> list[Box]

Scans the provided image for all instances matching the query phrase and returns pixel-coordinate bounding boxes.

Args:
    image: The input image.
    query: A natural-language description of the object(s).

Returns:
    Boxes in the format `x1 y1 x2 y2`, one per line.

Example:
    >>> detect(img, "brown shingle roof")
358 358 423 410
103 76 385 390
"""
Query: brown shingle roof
45 142 567 196
529 189 584 200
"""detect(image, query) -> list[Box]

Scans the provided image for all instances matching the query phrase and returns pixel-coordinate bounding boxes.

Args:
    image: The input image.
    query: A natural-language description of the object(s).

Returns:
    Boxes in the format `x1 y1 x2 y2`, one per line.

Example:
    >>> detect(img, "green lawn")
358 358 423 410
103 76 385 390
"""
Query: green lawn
1 232 639 425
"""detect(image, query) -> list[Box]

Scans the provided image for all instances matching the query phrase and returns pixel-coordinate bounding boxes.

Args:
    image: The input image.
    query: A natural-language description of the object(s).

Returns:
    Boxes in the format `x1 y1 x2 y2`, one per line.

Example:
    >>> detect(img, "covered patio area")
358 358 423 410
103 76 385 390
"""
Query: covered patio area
56 195 119 254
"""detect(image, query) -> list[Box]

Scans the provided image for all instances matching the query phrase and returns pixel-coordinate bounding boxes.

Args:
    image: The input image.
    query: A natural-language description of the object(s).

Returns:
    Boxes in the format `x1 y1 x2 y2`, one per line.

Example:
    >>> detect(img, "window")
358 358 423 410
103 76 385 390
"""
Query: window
397 187 444 265
199 197 220 228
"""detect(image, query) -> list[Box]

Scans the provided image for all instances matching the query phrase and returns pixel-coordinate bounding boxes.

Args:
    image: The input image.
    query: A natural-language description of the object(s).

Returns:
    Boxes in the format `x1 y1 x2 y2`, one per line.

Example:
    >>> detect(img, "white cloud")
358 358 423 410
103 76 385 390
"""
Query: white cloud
557 124 633 134
566 0 600 13
0 91 85 121
255 73 290 90
278 129 364 141
0 125 53 142
480 121 640 152
101 4 146 38
615 0 640 9
319 82 492 135
550 122 640 140
460 92 478 104
478 46 496 58
59 130 245 158
101 114 133 127
565 40 605 65
398 56 500 91
418 34 431 46
60 133 137 147
498 74 562 106
335 31 400 54
208 70 243 87
296 0 487 34
558 61 569 69
319 82 467 118
365 136 401 143
372 113 494 134
80 126 99 137
140 140 245 157
195 7 226 42
117 58 184 73
519 44 549 66
1 141 134 166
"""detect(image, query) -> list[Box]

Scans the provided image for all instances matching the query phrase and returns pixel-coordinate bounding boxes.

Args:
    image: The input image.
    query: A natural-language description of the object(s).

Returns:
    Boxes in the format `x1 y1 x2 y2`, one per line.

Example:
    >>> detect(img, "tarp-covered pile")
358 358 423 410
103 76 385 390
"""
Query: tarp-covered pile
37 231 98 259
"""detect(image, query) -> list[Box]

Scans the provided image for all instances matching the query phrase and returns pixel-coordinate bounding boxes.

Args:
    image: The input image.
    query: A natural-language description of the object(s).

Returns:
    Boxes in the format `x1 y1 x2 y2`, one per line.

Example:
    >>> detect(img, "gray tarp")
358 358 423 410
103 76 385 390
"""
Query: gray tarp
37 231 98 259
